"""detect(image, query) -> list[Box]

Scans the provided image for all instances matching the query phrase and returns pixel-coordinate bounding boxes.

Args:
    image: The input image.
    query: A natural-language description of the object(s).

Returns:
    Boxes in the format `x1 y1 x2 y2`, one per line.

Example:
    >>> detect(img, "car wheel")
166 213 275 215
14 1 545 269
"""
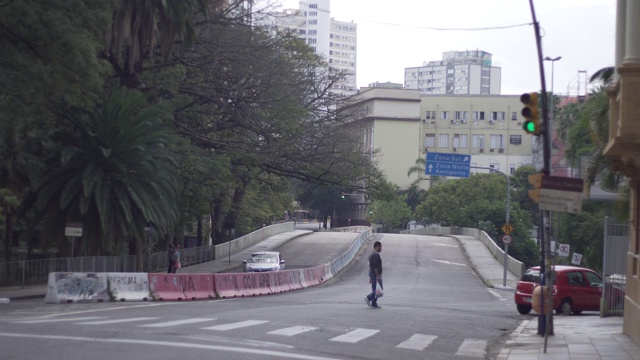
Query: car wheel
558 299 573 316
517 304 532 315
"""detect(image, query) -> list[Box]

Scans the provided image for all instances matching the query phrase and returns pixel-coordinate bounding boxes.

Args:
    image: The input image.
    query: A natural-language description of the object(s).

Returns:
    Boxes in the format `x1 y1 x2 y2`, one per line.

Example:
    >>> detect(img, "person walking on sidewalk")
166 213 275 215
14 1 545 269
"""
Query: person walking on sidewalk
364 241 383 308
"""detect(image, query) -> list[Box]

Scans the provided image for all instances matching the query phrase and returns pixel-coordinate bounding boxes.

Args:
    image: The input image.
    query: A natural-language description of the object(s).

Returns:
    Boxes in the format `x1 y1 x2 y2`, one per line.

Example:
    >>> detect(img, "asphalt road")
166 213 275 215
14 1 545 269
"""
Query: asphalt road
0 233 520 360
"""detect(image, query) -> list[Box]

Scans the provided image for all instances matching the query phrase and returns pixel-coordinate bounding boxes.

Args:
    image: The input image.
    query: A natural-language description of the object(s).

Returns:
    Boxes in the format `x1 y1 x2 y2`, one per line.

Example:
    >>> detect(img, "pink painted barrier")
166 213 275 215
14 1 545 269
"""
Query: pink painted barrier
303 266 325 287
267 270 301 293
149 274 186 301
214 273 272 298
182 274 216 300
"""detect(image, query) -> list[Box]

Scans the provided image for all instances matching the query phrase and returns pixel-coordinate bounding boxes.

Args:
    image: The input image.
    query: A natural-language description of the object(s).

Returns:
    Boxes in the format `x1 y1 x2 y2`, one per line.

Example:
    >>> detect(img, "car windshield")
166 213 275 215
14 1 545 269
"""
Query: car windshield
522 269 558 284
250 254 277 263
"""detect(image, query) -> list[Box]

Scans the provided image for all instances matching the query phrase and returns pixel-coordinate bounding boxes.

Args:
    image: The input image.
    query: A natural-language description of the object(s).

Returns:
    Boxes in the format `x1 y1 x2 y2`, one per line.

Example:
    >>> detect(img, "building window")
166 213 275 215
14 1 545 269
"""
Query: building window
510 135 522 145
511 111 518 120
472 134 485 149
454 111 468 120
424 134 435 148
308 20 317 25
490 134 505 149
309 11 317 16
491 111 505 121
439 134 449 148
425 111 435 120
460 134 468 148
473 111 485 120
309 3 318 8
510 164 516 175
440 111 450 120
453 135 460 148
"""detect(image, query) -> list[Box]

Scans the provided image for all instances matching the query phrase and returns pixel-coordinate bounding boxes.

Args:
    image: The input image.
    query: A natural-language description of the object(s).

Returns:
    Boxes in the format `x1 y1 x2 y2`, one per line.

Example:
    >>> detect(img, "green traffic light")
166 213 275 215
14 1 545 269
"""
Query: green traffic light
523 121 536 133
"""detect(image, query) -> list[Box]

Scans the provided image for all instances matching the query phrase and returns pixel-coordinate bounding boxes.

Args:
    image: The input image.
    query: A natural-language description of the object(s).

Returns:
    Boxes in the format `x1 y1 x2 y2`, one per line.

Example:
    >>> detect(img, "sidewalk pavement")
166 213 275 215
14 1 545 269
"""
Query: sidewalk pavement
451 234 640 360
2 230 640 360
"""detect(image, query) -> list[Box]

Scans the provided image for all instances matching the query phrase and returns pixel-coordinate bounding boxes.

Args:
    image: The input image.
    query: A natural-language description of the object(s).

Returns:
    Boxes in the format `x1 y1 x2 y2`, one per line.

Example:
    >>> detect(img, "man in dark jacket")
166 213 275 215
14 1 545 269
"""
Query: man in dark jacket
167 244 177 273
364 241 383 308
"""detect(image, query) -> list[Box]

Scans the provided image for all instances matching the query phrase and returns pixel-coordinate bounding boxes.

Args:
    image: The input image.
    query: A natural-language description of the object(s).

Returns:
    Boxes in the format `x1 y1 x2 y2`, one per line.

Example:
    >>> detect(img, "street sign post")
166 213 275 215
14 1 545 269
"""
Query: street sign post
502 223 513 234
425 152 471 178
558 244 570 257
538 176 584 214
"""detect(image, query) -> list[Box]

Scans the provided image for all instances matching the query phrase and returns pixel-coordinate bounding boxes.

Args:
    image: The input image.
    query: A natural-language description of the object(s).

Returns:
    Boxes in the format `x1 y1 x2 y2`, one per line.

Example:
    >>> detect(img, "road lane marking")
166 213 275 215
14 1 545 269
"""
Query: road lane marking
455 339 487 357
487 289 507 301
31 302 171 318
329 328 379 343
395 334 437 351
76 317 158 325
432 243 459 247
268 326 318 336
139 318 217 327
12 316 106 324
431 259 466 266
202 320 269 331
0 332 346 360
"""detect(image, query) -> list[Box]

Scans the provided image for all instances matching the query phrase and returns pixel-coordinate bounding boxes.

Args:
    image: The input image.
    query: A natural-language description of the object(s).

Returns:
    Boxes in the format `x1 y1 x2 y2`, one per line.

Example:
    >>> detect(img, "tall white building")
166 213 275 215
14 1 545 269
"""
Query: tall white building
405 50 501 96
261 1 358 95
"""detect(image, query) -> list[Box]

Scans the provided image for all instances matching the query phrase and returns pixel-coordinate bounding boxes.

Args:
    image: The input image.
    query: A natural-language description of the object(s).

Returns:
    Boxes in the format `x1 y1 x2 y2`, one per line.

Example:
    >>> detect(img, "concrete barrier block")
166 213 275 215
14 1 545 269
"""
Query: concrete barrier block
45 272 110 303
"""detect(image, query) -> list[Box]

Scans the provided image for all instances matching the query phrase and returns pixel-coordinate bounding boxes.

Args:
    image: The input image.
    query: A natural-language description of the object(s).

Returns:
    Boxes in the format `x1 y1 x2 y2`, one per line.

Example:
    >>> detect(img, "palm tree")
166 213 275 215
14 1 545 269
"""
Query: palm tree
104 0 221 88
36 89 182 262
407 157 442 189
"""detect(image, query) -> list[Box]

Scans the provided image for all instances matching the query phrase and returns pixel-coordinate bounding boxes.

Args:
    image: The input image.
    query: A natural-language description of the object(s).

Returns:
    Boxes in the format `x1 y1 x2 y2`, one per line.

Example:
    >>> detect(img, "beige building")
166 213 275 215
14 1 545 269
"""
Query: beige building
346 88 534 191
420 95 534 176
348 87 423 191
605 0 640 346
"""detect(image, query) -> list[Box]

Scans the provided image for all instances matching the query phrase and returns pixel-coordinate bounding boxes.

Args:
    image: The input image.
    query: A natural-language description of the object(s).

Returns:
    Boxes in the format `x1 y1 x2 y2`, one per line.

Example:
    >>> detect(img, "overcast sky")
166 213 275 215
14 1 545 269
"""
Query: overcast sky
276 0 616 96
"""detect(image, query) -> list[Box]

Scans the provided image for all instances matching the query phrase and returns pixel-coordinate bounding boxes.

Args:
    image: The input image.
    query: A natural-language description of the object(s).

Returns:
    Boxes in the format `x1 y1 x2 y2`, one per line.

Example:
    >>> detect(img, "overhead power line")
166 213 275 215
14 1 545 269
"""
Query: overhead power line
361 20 533 31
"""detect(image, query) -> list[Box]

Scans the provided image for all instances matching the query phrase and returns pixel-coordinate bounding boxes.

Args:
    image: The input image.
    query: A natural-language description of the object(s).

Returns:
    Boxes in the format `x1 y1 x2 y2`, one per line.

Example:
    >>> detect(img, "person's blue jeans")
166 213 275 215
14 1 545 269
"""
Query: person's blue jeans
366 271 383 305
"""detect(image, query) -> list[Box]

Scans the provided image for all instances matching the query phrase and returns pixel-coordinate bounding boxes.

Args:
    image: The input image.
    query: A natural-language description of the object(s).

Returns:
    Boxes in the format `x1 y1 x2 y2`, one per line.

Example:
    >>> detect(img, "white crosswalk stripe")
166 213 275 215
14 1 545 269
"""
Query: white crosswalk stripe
76 317 158 325
455 339 487 358
267 326 318 336
395 334 438 351
12 317 106 324
139 318 217 328
329 328 380 343
6 314 490 356
201 320 270 331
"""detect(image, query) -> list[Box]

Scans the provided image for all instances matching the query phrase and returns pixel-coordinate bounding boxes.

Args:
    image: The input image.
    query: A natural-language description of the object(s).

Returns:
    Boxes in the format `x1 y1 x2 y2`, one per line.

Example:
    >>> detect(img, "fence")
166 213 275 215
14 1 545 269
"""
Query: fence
0 222 294 288
602 216 629 316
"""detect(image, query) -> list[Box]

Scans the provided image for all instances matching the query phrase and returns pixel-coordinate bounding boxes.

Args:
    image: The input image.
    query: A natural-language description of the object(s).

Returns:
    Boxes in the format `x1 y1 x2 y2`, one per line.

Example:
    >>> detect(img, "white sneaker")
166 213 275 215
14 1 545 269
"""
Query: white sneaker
364 297 371 307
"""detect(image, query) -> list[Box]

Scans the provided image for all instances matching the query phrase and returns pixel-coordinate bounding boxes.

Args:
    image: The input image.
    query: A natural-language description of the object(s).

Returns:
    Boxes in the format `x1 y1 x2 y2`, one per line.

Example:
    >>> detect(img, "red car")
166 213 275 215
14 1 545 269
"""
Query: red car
514 265 622 315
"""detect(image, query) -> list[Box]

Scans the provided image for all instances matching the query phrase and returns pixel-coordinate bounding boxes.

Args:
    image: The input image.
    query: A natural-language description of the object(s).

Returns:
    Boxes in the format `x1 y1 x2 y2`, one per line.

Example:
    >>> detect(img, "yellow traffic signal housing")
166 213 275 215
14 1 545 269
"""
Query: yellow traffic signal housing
521 92 541 135
528 173 545 202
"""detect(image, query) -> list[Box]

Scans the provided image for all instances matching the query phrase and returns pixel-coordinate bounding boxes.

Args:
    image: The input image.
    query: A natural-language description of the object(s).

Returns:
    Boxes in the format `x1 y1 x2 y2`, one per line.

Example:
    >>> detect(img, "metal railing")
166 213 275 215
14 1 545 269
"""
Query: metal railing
0 222 295 288
602 216 629 316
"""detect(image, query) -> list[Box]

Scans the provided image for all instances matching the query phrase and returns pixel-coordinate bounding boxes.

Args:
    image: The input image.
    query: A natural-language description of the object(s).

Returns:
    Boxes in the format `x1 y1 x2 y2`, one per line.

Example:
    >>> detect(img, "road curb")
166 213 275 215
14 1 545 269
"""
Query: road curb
448 235 494 288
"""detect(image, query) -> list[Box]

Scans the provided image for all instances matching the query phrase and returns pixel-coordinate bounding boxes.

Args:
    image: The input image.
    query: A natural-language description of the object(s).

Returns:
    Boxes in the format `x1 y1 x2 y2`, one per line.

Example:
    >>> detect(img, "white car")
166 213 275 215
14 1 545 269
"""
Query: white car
243 251 286 272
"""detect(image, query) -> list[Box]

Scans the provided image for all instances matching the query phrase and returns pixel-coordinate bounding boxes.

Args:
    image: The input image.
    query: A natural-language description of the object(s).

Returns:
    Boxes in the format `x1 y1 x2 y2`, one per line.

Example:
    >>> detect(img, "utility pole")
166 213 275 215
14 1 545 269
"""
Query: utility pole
528 0 554 343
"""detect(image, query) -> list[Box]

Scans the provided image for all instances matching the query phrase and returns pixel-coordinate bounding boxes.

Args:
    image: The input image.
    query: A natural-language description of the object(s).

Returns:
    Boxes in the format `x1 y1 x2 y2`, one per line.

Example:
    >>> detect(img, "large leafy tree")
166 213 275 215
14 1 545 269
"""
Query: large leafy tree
36 89 181 260
0 0 115 262
415 173 538 266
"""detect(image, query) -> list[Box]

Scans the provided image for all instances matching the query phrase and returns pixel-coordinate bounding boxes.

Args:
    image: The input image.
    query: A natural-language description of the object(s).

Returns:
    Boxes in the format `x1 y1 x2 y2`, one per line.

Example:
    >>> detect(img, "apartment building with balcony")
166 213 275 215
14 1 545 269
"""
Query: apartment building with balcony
260 0 357 96
405 50 501 95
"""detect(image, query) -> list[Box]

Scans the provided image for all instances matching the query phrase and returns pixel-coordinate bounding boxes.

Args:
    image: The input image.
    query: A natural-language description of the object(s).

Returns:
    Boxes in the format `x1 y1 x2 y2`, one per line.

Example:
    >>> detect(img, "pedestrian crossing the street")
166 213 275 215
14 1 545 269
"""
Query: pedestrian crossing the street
4 315 488 358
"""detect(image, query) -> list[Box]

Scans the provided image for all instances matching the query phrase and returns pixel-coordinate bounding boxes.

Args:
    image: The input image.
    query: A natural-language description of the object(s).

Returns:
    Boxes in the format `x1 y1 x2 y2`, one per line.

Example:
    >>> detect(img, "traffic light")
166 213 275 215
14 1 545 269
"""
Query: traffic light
341 192 345 199
521 92 541 135
528 173 545 202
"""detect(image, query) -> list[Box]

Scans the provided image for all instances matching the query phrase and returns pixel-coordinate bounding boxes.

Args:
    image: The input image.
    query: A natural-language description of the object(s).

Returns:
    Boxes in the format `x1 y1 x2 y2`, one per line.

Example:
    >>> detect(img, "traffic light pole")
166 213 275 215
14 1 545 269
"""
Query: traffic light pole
528 0 554 342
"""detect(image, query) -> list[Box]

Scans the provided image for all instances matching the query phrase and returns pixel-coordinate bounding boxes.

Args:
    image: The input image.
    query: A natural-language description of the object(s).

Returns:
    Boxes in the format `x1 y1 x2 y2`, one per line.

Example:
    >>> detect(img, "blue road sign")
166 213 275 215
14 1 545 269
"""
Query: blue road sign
425 152 471 178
